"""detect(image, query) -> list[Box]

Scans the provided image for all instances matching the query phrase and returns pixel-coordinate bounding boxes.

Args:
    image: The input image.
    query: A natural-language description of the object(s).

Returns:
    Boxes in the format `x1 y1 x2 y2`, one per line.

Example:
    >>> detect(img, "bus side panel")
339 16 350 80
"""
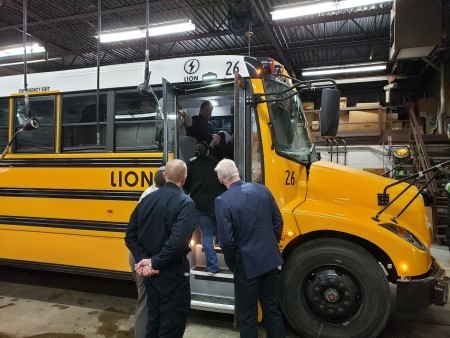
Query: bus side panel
0 225 129 272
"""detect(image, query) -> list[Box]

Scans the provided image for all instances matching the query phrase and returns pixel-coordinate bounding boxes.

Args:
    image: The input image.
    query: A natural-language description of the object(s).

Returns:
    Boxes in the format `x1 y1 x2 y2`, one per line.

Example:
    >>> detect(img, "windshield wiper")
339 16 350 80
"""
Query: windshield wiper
372 160 450 222
307 143 315 164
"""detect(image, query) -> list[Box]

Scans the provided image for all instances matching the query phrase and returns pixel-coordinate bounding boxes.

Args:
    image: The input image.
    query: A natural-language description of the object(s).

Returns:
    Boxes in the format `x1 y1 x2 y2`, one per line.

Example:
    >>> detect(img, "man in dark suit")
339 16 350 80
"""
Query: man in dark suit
125 159 196 338
187 100 220 145
214 159 286 338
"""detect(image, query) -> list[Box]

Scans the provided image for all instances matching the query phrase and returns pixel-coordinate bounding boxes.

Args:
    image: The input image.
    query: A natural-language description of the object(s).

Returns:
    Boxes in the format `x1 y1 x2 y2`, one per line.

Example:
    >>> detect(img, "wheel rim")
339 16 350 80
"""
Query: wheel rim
303 267 364 325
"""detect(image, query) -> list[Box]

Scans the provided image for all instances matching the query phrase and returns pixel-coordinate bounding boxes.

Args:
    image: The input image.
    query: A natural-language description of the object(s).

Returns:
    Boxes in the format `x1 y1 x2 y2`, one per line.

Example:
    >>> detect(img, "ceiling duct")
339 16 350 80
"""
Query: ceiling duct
228 10 251 36
389 0 442 60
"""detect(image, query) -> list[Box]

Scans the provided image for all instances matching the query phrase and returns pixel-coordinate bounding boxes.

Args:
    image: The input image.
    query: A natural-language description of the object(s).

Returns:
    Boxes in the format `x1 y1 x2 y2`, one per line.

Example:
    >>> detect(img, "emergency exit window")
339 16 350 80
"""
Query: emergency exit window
0 99 8 149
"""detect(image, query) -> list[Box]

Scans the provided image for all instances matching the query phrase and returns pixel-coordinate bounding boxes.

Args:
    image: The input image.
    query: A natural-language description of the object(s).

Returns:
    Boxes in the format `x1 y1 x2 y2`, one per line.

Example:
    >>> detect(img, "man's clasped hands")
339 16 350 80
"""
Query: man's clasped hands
135 258 160 277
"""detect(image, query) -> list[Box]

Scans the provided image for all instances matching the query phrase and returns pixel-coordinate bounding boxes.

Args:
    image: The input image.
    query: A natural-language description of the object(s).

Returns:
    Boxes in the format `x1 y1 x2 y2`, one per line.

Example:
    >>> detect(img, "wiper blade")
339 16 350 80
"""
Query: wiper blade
372 160 450 222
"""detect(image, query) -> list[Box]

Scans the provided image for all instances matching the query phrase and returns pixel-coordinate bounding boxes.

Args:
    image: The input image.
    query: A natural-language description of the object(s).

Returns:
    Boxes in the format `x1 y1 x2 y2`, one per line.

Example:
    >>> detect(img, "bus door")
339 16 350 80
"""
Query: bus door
162 78 177 163
234 72 253 182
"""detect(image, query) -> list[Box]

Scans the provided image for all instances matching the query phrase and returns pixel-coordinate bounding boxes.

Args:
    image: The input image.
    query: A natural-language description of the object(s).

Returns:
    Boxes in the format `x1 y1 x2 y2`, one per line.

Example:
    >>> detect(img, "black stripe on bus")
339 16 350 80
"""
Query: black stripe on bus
0 188 141 201
0 215 127 232
0 158 163 167
0 258 133 280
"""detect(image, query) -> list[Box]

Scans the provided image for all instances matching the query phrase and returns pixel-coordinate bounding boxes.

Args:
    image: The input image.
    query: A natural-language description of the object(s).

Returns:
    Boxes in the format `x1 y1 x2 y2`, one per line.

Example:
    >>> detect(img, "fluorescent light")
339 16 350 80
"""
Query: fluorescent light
208 99 220 107
99 21 196 43
148 21 195 37
100 29 145 43
271 0 393 20
302 63 387 76
0 43 46 58
0 57 60 67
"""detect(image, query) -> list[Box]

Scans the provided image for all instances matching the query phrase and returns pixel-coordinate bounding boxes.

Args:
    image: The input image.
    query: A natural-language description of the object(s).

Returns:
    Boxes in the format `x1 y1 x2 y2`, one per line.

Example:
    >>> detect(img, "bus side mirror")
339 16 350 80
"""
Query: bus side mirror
320 88 340 137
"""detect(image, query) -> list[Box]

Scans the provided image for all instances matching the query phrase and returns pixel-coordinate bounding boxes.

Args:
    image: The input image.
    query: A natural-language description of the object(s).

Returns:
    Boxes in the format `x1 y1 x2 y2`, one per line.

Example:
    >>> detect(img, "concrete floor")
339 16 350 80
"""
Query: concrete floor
0 245 449 338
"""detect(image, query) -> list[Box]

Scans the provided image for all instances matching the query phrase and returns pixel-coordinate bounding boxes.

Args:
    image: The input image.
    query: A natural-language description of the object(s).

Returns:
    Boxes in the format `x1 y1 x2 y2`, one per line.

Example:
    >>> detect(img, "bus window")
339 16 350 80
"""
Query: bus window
14 96 55 153
62 93 107 151
114 91 162 152
0 99 8 149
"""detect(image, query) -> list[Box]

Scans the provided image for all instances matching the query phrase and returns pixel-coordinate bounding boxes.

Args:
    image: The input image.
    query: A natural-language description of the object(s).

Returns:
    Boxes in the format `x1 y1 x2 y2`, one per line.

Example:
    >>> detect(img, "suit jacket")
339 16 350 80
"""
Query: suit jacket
125 182 196 270
215 181 283 279
184 155 226 215
187 115 214 143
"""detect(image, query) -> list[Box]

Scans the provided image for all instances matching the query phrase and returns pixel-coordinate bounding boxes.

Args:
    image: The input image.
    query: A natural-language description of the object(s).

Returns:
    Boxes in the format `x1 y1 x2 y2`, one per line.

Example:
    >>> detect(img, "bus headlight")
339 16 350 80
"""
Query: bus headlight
379 223 427 251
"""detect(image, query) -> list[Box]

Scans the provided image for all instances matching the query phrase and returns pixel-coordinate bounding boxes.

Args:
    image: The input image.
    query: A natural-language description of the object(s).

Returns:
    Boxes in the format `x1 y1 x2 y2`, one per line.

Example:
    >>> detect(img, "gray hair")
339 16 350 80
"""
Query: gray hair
215 159 239 183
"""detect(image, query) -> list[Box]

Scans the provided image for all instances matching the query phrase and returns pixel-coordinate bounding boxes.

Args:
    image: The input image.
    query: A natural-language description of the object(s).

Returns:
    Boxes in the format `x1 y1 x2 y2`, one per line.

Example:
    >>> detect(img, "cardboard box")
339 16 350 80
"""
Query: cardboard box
356 102 381 108
304 111 319 129
338 111 349 132
311 121 320 131
348 109 386 131
391 121 403 130
418 97 439 118
302 101 315 111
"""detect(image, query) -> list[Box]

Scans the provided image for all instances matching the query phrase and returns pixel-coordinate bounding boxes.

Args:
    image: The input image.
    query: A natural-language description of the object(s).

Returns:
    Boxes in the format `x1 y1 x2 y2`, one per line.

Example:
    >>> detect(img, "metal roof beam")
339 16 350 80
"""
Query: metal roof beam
273 7 391 27
0 1 223 32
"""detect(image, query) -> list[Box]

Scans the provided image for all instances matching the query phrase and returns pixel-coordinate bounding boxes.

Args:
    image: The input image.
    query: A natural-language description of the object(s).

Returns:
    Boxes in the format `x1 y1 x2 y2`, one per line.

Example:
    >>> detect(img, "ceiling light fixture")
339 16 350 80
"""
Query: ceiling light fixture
99 20 196 43
0 57 60 67
302 62 387 76
0 43 46 58
271 0 393 21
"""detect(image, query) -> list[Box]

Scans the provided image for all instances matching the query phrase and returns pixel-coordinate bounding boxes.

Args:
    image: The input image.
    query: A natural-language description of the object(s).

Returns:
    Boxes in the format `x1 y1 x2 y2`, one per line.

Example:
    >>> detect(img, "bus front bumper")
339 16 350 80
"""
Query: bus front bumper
396 258 448 313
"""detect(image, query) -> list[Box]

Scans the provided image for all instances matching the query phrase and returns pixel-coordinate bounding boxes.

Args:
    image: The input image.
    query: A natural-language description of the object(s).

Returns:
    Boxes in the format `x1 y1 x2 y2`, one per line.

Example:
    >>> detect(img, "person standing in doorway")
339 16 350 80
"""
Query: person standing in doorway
127 168 165 338
184 142 226 275
187 100 220 145
214 159 286 338
125 159 196 338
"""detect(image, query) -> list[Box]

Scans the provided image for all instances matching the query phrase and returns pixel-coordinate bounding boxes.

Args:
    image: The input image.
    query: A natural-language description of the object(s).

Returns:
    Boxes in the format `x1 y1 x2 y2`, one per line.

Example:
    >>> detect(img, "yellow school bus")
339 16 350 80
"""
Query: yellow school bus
0 55 447 337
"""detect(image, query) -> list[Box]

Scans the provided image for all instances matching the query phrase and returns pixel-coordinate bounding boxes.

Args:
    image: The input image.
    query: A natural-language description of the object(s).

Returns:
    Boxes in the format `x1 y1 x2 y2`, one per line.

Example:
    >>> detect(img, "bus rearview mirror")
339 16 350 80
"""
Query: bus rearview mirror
320 88 340 137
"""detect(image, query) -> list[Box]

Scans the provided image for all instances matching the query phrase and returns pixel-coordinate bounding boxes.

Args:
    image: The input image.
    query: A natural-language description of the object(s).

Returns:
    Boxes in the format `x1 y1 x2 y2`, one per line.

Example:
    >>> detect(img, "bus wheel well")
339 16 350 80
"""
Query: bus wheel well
282 230 399 282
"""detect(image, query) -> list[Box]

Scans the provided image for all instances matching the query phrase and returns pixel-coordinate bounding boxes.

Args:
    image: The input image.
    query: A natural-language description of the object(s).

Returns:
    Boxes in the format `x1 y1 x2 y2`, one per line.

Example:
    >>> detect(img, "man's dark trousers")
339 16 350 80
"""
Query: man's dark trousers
144 259 191 338
234 261 286 338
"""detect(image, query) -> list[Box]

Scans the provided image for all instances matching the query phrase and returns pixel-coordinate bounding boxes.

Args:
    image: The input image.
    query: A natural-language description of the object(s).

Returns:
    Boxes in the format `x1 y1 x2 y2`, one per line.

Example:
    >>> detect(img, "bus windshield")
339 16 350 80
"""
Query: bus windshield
263 77 317 164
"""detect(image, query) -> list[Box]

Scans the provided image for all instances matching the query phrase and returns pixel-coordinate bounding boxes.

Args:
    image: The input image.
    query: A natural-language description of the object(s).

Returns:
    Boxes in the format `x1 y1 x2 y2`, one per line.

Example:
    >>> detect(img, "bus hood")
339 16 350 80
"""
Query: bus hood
302 161 431 247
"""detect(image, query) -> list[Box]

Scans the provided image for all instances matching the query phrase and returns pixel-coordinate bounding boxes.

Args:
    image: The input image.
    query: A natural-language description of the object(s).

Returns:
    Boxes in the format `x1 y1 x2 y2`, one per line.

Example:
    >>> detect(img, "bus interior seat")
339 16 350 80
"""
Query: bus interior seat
178 135 197 162
116 123 157 149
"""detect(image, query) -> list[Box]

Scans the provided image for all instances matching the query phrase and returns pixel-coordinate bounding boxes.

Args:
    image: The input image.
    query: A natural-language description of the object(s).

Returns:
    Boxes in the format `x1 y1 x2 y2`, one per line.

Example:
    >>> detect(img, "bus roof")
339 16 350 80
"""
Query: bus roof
0 55 250 96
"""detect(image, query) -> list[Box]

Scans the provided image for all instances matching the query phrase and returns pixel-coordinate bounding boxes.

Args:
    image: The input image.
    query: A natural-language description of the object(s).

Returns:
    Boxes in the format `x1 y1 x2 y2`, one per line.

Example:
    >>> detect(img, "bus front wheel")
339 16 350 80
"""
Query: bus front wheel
281 238 390 338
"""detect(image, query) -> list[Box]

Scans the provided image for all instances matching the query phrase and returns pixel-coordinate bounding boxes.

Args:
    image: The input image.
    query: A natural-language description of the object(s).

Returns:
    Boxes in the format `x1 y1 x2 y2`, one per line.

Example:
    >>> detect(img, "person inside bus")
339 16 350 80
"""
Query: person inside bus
177 106 192 136
183 142 226 275
128 168 165 338
187 100 221 146
126 159 196 338
155 99 192 146
214 159 286 338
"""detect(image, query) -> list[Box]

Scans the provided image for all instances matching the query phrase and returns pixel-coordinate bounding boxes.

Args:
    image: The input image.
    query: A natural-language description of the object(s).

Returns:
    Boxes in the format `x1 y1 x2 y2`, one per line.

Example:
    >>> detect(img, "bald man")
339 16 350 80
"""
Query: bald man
125 159 196 338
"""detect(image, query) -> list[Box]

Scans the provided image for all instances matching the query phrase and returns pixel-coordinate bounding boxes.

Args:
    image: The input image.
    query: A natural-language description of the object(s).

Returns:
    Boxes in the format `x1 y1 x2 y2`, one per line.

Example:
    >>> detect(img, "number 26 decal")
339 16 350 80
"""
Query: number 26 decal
285 170 295 185
226 61 239 75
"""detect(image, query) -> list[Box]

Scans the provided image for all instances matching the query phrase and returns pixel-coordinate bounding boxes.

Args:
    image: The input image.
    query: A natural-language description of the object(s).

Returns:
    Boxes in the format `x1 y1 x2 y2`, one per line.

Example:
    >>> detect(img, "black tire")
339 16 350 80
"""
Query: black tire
281 238 390 338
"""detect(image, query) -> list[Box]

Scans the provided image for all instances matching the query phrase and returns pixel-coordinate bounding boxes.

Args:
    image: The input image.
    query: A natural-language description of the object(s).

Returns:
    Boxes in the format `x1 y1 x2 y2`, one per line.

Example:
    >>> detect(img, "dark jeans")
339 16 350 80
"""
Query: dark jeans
234 261 286 338
196 210 219 273
144 259 191 338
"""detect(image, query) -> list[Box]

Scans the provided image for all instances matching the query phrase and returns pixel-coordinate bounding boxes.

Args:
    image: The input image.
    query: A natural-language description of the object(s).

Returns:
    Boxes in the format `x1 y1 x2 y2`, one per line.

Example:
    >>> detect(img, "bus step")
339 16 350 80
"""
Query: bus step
191 293 235 314
191 265 234 280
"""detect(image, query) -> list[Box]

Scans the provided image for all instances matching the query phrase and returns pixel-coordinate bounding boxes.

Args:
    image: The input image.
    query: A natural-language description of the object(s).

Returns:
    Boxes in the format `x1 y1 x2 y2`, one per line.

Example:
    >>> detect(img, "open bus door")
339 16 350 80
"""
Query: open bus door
233 71 252 182
162 78 177 163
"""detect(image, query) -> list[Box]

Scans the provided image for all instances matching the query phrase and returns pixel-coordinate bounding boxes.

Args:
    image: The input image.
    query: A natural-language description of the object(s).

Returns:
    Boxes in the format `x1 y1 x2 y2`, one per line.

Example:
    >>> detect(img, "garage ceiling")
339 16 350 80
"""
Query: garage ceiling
0 0 447 78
